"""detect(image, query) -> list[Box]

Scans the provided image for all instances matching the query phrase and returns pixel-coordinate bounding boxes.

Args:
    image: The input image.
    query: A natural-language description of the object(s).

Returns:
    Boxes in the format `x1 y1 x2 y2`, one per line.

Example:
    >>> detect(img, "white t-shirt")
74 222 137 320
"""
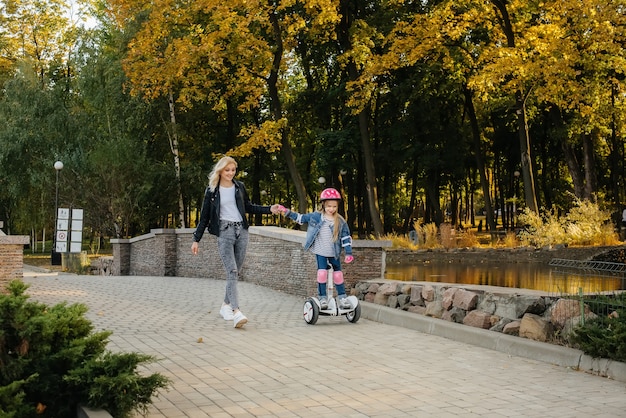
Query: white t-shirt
219 186 243 222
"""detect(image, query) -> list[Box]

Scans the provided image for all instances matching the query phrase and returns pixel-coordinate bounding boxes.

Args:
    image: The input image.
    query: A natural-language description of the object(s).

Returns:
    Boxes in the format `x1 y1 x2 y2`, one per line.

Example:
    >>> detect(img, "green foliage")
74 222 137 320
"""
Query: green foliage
517 199 619 247
570 314 626 362
0 280 169 418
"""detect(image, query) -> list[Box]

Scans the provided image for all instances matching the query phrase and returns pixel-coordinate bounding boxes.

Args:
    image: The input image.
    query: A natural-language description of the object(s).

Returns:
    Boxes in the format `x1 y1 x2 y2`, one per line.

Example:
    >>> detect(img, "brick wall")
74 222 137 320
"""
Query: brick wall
111 226 391 297
0 235 30 293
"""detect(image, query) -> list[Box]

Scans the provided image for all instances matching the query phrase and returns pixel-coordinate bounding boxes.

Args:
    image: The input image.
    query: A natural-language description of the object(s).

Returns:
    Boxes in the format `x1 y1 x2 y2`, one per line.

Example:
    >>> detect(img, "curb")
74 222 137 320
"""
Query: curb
360 301 626 383
77 405 112 418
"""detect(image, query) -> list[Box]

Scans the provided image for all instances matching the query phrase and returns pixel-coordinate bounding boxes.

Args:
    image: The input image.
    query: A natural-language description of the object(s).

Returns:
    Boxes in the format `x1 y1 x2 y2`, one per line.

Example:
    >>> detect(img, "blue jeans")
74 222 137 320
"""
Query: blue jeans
217 220 248 310
315 255 346 298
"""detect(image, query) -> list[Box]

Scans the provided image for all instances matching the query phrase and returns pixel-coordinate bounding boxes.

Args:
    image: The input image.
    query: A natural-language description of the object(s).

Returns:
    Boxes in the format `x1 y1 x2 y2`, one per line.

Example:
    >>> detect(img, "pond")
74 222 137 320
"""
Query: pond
384 261 626 294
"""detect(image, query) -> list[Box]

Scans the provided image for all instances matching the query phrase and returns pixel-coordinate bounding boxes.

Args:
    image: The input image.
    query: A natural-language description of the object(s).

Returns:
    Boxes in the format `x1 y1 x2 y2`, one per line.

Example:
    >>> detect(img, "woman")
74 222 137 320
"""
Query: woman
191 156 280 328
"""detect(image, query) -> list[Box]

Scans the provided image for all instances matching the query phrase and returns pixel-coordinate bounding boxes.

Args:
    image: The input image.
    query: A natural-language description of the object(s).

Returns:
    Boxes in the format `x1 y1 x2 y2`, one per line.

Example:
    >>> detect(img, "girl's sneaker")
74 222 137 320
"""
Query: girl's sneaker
319 297 328 309
233 311 248 328
339 297 352 309
220 304 234 320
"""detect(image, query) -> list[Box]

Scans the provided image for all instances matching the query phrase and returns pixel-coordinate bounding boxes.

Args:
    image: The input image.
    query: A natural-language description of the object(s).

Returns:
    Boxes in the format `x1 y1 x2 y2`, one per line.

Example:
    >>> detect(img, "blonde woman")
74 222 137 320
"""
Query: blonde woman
191 156 281 328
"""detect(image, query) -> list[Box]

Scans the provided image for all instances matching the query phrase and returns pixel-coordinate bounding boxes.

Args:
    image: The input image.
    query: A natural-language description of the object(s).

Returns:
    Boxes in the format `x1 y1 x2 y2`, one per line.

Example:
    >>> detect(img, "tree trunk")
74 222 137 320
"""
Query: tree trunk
582 132 597 200
516 95 539 212
562 139 584 198
463 86 497 232
268 11 308 214
491 0 538 212
337 1 384 237
167 90 185 228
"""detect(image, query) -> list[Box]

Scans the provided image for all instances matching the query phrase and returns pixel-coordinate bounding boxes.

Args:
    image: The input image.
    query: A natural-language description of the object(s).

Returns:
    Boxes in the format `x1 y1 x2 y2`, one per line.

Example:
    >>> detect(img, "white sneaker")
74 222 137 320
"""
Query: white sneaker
220 304 234 320
233 311 248 328
339 297 352 309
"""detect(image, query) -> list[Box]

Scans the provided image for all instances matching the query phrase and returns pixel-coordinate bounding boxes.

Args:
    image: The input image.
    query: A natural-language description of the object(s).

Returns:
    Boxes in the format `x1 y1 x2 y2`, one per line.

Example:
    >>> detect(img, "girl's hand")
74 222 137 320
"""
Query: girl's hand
344 255 354 264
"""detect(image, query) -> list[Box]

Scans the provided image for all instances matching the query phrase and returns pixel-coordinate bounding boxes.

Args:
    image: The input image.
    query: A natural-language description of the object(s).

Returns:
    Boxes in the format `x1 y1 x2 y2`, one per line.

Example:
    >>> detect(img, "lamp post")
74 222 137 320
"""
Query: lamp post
51 161 63 265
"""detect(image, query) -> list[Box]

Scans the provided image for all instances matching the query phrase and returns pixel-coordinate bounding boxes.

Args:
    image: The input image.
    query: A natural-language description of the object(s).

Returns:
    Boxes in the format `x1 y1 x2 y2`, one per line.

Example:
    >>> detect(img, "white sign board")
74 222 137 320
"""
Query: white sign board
55 207 84 253
58 208 70 220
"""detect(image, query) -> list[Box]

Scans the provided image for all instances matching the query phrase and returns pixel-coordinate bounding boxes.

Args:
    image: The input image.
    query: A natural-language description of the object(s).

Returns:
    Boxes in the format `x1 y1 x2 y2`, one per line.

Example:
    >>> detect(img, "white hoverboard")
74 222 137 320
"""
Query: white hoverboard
302 268 361 325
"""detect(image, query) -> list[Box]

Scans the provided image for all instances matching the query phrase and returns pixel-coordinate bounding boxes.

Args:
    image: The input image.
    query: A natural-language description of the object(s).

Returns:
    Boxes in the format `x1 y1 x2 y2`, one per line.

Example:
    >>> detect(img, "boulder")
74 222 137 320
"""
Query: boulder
520 313 552 342
453 289 479 311
463 310 491 329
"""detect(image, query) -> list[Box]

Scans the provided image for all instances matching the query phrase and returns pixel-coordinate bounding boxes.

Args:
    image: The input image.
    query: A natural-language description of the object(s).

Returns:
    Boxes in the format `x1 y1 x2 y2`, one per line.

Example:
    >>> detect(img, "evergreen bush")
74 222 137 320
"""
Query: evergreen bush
570 314 626 362
569 293 626 362
0 280 170 418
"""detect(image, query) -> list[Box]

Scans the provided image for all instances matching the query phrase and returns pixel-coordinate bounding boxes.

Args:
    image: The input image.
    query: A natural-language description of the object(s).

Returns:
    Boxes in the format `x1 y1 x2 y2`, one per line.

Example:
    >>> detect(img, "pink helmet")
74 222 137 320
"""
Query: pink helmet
320 188 341 201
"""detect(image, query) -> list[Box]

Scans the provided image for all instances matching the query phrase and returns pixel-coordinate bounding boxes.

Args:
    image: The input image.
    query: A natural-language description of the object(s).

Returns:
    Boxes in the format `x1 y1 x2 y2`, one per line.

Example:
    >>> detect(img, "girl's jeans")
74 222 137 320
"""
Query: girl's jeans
217 220 249 311
315 254 346 298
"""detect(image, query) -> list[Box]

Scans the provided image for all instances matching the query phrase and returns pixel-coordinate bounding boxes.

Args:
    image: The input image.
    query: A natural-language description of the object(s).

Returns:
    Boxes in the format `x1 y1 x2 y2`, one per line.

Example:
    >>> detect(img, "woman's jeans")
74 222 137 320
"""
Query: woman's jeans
217 220 249 311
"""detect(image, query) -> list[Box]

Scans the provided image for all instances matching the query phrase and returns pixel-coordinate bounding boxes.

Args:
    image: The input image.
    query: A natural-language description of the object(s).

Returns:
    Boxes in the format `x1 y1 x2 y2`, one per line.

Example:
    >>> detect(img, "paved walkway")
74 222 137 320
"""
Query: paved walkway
22 269 626 418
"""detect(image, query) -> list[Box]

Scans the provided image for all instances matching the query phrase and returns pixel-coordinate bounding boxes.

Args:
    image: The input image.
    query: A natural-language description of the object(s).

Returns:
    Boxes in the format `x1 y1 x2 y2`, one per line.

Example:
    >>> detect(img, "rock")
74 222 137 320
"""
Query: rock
425 300 444 318
549 298 595 329
502 320 521 335
494 295 547 320
422 284 435 302
463 310 491 329
520 313 552 342
397 294 411 309
387 295 399 308
373 292 389 305
490 317 514 333
378 282 398 296
478 294 497 314
442 307 466 323
364 283 379 293
407 305 427 315
442 288 458 310
453 289 478 311
410 285 424 305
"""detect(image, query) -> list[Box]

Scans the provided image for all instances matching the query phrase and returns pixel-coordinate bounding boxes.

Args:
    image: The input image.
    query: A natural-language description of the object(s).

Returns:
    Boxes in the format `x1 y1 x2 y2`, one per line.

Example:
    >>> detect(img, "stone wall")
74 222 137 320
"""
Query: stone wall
111 226 391 298
0 233 30 292
354 280 602 344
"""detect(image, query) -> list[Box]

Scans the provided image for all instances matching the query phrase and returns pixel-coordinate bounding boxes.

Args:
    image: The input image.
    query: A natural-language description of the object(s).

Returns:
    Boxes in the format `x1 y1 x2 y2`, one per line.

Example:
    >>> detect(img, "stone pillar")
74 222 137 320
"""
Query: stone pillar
154 229 177 276
0 234 30 292
111 238 131 276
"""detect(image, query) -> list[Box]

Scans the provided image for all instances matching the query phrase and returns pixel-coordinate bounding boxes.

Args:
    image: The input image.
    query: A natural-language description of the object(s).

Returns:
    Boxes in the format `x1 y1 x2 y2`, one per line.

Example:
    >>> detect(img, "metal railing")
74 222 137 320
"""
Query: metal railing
548 258 626 324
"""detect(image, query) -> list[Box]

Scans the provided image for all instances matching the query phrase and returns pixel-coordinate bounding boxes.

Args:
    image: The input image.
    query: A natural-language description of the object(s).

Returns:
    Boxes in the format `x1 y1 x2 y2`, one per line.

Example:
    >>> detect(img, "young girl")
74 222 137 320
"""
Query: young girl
279 188 354 309
191 156 281 328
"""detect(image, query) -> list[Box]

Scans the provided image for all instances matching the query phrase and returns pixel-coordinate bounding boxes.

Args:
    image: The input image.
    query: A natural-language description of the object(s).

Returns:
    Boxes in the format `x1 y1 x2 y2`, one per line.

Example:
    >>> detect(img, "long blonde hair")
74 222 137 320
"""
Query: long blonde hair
208 156 237 192
320 200 344 242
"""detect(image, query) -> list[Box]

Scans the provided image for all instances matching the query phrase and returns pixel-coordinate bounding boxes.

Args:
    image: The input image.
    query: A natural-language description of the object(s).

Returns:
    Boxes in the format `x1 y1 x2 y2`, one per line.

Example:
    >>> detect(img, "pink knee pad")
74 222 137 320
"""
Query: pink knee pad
333 271 344 285
317 269 328 284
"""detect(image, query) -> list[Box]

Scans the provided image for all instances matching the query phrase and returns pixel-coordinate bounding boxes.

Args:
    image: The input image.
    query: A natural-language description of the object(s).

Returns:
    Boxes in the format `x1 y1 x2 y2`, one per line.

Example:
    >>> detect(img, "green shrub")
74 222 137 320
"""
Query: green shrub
0 280 170 418
570 313 626 362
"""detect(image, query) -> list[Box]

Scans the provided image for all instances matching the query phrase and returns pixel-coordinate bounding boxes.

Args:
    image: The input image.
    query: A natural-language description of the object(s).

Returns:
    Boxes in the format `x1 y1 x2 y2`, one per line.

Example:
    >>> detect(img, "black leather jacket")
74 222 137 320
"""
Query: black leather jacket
192 179 271 241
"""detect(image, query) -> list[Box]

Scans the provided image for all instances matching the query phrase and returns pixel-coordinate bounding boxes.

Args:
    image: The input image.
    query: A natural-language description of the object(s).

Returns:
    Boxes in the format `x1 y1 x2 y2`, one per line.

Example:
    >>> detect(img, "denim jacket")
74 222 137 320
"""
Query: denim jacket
285 210 352 259
192 180 271 241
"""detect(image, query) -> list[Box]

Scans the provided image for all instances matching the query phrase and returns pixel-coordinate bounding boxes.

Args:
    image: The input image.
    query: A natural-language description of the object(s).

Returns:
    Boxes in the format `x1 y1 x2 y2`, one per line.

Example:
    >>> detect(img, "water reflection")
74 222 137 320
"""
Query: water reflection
385 262 626 293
